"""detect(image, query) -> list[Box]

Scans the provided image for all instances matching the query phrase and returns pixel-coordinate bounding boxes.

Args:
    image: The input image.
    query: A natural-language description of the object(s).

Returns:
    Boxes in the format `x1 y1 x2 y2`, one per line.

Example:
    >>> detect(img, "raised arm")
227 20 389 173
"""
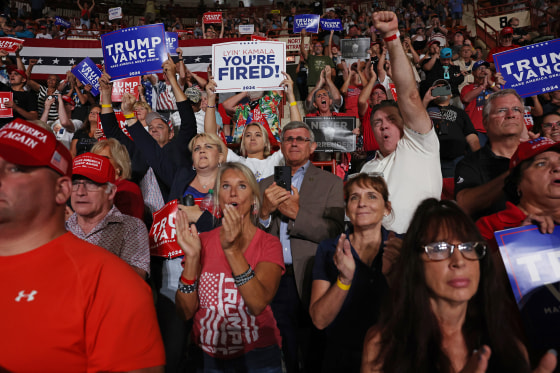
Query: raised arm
358 64 378 117
323 65 342 107
300 28 309 61
25 59 41 92
223 91 248 117
373 11 431 134
281 71 301 121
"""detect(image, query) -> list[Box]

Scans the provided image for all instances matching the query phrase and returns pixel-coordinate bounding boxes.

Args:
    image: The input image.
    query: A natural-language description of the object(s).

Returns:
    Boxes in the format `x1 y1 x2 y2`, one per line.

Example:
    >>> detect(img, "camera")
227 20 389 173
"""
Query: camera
432 85 452 97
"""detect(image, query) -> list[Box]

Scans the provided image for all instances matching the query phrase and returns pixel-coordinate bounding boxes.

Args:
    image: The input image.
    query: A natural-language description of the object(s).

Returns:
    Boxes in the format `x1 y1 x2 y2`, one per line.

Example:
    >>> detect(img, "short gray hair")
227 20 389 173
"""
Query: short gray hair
281 121 315 143
482 89 523 123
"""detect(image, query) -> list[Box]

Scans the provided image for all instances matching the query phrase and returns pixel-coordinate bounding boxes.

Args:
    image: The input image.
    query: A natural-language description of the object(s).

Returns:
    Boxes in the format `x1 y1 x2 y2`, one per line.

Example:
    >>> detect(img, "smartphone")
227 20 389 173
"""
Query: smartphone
274 166 291 191
432 85 452 97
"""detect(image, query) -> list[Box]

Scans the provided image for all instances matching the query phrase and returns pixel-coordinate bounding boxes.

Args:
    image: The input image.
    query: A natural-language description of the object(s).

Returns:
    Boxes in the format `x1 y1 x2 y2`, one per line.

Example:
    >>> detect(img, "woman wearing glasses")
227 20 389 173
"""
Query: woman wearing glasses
362 198 557 373
309 173 402 373
204 74 301 182
536 112 560 143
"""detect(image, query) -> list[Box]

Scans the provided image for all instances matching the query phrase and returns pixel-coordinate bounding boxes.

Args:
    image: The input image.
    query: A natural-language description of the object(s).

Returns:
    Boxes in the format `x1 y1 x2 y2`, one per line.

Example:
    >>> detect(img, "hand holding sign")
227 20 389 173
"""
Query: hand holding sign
99 72 113 96
175 209 202 258
162 54 176 79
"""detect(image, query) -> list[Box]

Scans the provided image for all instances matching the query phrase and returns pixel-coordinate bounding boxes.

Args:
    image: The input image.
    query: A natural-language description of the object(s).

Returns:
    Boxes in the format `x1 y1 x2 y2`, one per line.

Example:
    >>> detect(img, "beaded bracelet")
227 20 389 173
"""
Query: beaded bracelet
206 105 216 108
233 266 255 287
178 279 198 294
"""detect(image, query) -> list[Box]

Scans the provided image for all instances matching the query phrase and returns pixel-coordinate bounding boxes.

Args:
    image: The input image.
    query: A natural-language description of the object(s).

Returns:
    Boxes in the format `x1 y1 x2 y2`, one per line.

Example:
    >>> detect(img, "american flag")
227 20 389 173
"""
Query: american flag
18 38 227 80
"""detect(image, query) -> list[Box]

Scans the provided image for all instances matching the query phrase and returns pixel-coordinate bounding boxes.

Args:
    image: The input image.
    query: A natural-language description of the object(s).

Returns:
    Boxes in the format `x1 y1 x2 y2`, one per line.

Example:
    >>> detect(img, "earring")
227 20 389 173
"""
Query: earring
252 203 258 215
218 162 222 168
192 165 196 171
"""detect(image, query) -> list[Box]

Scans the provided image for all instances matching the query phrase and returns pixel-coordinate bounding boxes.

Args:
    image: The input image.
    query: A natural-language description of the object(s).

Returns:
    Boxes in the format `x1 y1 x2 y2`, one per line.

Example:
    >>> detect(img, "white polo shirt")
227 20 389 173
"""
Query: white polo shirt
360 126 442 234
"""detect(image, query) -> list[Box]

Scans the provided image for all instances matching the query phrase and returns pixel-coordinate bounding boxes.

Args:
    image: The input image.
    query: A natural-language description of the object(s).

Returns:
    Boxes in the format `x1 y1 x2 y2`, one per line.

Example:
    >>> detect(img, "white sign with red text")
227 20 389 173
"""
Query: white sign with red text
0 92 13 118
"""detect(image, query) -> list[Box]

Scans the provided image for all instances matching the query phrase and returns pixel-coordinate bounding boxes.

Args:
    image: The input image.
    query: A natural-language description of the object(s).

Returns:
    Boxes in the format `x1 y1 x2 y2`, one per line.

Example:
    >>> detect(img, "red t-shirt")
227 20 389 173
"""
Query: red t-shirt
360 106 380 152
344 85 362 119
476 202 527 252
0 232 165 372
461 83 490 133
193 227 284 359
486 45 520 64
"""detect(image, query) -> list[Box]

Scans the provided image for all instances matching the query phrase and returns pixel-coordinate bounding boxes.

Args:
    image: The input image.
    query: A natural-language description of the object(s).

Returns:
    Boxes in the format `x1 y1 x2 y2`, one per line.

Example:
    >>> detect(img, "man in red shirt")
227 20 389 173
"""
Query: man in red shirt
0 119 165 372
486 26 520 67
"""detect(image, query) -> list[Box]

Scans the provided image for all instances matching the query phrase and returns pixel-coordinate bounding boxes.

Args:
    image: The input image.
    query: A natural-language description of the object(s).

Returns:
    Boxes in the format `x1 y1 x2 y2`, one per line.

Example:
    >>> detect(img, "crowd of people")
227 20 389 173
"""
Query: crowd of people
1 0 560 372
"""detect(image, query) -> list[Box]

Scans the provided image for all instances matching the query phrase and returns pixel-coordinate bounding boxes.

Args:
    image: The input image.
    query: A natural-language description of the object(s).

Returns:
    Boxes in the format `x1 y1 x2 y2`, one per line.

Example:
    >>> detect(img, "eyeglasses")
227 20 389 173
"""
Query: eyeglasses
423 241 487 261
72 180 103 192
283 136 311 144
542 121 560 130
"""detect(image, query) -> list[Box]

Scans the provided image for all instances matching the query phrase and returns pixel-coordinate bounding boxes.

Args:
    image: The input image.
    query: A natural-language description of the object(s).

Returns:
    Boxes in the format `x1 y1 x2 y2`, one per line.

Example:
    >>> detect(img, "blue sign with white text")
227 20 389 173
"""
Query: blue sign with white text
494 38 560 98
293 14 320 33
495 225 560 350
101 23 167 80
320 18 343 31
166 32 178 56
71 57 101 96
55 16 71 28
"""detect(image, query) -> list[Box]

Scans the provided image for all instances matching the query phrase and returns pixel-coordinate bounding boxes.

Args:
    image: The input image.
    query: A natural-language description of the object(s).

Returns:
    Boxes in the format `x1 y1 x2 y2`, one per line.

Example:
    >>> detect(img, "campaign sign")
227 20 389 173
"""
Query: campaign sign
341 38 371 59
239 24 255 35
0 37 23 53
71 57 102 96
203 12 222 24
0 92 13 118
101 23 167 80
149 199 183 258
96 110 132 140
166 32 178 55
55 16 71 28
320 18 343 31
108 7 122 20
304 116 356 152
111 76 141 102
251 35 267 41
294 14 320 33
212 41 286 93
494 38 560 97
495 225 560 349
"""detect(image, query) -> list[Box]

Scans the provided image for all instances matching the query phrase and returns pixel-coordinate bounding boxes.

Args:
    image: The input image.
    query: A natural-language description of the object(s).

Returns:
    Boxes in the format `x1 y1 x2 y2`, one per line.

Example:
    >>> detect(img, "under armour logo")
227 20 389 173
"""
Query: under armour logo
15 290 38 302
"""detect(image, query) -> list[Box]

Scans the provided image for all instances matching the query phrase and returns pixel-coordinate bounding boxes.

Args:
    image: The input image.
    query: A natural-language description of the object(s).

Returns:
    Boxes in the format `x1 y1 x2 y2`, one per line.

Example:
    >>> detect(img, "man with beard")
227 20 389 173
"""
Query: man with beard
423 79 480 178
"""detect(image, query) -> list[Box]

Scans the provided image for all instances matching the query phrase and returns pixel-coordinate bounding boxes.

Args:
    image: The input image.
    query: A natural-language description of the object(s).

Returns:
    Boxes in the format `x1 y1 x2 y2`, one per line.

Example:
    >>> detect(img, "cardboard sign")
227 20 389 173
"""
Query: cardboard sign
55 16 71 28
71 57 102 96
203 12 222 24
341 38 371 59
149 199 183 258
101 23 167 80
0 92 13 118
495 225 560 349
111 76 141 102
276 35 311 52
320 18 343 31
239 24 255 35
165 32 178 56
96 110 132 140
108 7 122 20
388 82 398 101
212 40 286 93
304 116 356 152
0 37 24 53
293 14 320 33
494 38 560 97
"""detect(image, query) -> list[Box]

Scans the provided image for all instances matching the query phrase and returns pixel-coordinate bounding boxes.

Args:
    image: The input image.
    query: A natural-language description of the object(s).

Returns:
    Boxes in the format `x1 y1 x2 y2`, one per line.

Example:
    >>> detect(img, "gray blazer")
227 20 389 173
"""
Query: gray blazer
259 163 345 305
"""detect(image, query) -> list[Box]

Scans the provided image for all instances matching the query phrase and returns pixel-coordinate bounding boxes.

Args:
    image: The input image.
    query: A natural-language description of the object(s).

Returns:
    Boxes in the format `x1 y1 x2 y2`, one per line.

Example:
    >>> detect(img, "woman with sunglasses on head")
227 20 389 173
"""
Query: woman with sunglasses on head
362 198 557 373
309 173 402 373
204 74 301 182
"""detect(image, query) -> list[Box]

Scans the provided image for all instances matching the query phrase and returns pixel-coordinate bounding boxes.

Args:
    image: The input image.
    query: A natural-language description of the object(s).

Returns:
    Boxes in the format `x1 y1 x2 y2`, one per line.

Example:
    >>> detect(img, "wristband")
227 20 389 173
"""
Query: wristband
290 101 297 107
336 277 351 291
180 275 196 285
206 105 216 108
101 104 112 108
123 113 135 119
178 279 198 294
383 31 400 43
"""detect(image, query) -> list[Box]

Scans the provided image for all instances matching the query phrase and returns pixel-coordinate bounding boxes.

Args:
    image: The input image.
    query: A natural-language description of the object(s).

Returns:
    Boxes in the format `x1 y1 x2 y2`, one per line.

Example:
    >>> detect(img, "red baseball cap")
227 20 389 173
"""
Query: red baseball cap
72 153 116 184
510 137 560 168
500 26 514 36
427 40 440 48
61 95 75 106
0 118 71 176
7 66 26 77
